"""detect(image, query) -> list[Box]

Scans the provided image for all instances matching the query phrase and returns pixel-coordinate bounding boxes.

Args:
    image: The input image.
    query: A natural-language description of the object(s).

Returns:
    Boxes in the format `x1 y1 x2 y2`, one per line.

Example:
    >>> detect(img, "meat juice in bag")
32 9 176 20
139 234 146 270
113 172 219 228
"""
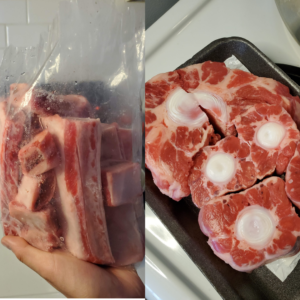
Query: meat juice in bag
0 0 145 267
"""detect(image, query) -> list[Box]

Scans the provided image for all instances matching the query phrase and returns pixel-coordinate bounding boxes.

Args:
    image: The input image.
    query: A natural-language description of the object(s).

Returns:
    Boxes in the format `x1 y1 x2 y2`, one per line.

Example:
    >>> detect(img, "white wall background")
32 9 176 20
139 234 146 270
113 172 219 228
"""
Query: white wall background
0 0 60 63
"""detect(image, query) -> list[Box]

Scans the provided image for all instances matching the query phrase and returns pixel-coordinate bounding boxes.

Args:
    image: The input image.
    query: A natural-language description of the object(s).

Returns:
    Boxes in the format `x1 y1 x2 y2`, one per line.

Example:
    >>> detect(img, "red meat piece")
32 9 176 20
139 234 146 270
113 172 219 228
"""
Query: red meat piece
189 136 256 208
177 62 300 135
101 160 142 207
105 203 144 266
9 200 61 251
118 127 133 161
234 103 300 177
0 110 26 236
9 84 92 118
18 129 61 176
15 170 56 211
145 72 214 201
41 114 114 264
286 142 300 208
101 123 125 161
199 177 300 272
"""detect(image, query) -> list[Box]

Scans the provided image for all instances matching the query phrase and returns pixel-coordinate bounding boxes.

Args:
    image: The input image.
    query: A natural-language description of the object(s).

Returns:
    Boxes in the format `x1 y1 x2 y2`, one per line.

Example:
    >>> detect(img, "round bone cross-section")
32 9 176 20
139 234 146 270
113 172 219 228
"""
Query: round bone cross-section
189 136 256 208
234 103 300 176
199 177 300 272
235 205 276 250
256 122 285 149
145 72 214 200
166 88 208 126
205 153 235 183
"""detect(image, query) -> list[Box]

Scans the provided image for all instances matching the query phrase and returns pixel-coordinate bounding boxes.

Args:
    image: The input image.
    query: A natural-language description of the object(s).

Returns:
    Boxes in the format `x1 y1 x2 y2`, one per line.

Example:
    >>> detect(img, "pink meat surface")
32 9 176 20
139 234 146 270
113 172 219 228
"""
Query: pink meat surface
0 110 26 236
18 129 61 176
234 103 300 177
145 72 214 201
177 61 299 135
41 115 114 264
118 127 133 161
199 177 300 272
101 123 125 161
286 142 300 208
189 136 256 208
15 170 56 211
101 160 142 207
134 196 145 245
9 84 92 118
105 203 144 266
9 200 61 251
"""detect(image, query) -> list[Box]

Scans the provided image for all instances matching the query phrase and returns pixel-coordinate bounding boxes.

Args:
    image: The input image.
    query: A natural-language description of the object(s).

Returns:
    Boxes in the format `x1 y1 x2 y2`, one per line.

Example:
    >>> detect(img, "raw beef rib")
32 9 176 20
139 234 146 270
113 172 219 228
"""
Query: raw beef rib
189 136 256 208
199 177 300 272
286 142 300 208
15 170 56 211
9 200 61 251
18 129 61 176
145 72 214 200
0 110 26 236
42 114 114 264
234 103 300 177
9 84 92 118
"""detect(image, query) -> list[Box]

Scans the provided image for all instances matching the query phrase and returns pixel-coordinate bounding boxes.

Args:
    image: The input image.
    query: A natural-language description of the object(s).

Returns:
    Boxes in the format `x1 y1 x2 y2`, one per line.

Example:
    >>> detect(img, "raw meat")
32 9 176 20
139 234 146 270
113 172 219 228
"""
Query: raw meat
9 200 61 251
31 91 92 118
177 61 300 135
15 170 56 211
134 196 145 245
101 123 125 161
118 127 133 161
42 114 114 264
286 142 300 208
145 72 214 200
234 103 300 177
189 136 256 208
0 110 26 236
18 129 61 176
9 84 92 118
101 160 142 206
105 203 144 266
20 226 60 252
199 177 300 272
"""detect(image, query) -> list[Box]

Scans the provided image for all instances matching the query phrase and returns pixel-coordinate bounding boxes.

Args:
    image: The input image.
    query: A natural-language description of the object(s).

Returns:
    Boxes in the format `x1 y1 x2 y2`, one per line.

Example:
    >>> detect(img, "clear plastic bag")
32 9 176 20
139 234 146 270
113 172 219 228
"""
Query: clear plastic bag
0 0 145 266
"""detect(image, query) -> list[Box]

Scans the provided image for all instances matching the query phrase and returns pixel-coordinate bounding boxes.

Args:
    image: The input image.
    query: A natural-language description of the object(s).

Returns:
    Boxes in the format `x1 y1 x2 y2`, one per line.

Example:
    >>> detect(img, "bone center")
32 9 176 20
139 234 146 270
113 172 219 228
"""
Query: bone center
166 88 208 126
256 122 285 149
235 205 276 250
205 153 235 183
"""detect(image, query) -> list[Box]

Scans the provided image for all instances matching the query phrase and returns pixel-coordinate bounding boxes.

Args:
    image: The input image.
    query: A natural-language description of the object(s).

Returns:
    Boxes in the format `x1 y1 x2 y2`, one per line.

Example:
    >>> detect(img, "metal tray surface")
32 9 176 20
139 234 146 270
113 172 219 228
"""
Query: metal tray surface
145 37 300 300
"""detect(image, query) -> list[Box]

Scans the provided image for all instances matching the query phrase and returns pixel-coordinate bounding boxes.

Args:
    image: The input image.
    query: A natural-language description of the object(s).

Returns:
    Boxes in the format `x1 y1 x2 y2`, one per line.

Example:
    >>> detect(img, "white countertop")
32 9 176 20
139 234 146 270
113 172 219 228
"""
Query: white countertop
145 0 300 299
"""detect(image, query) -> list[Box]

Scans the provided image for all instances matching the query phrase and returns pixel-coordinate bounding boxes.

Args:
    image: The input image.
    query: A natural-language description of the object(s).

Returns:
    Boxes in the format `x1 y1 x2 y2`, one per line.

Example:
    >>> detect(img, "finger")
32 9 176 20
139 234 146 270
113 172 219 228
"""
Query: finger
1 236 56 280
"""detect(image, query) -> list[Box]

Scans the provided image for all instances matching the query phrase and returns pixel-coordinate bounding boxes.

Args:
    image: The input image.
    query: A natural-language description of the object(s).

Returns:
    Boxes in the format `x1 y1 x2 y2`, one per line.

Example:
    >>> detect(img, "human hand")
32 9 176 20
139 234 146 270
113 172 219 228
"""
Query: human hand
1 236 145 298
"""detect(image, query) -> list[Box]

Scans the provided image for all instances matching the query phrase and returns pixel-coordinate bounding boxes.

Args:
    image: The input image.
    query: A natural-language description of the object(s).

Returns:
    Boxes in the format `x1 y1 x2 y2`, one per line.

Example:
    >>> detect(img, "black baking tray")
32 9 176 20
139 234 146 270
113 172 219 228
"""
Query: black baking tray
145 37 300 300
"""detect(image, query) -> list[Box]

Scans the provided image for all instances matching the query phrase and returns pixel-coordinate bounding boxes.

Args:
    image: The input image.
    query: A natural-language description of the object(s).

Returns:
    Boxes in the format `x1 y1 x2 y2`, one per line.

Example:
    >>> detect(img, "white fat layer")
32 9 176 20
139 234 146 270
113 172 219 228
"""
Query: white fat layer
166 88 208 126
205 153 235 183
192 91 228 123
256 122 285 149
235 205 276 250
